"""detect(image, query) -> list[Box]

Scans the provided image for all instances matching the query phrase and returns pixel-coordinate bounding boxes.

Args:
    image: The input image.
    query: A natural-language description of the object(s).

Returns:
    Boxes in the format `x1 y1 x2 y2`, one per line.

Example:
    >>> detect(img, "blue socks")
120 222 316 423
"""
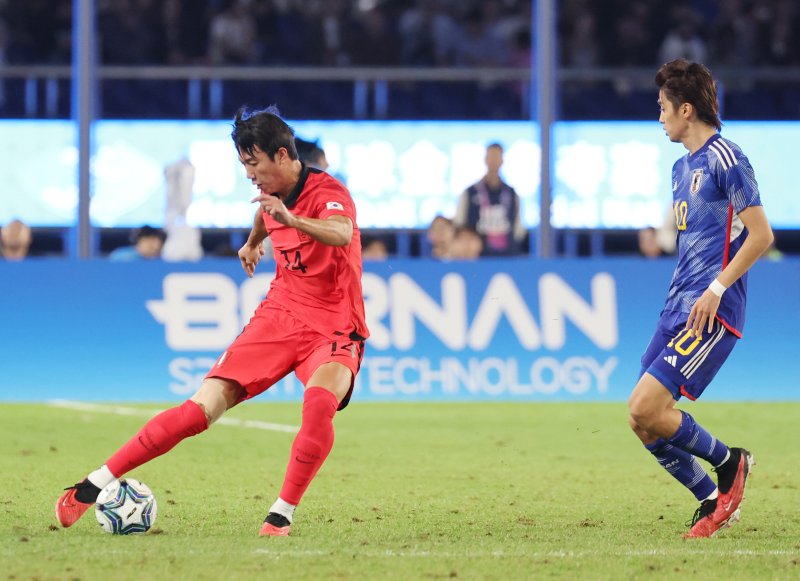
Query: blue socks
667 410 729 467
644 411 731 501
645 438 717 501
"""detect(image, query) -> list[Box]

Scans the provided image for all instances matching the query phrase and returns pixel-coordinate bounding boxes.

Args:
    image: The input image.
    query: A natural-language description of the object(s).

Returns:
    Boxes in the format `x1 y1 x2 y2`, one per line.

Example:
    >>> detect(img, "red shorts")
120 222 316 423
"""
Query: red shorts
205 301 365 410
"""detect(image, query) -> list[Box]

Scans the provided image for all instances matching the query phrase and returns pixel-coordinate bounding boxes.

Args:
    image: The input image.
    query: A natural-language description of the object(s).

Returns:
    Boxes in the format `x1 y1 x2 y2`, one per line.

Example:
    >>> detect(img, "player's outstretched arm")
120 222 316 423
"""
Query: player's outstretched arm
239 209 269 277
686 205 773 336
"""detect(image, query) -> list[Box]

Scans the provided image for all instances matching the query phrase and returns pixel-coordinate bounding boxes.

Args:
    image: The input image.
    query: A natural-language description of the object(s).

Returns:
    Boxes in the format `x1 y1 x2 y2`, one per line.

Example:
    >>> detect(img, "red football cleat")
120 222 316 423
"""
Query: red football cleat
684 502 741 538
259 522 292 537
259 512 292 537
715 448 755 522
684 448 755 539
55 487 93 528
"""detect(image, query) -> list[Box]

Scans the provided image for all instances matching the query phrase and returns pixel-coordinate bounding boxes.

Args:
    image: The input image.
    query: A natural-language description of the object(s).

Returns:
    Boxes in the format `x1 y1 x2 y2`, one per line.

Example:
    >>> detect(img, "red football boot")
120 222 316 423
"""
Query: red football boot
684 448 755 539
55 482 97 528
259 512 292 537
715 448 755 522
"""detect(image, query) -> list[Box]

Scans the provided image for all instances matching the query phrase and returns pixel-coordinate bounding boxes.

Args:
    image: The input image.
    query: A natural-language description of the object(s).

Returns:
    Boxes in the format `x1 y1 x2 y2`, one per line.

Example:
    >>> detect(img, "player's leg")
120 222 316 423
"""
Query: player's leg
55 378 243 528
629 374 718 504
260 361 352 536
630 319 752 537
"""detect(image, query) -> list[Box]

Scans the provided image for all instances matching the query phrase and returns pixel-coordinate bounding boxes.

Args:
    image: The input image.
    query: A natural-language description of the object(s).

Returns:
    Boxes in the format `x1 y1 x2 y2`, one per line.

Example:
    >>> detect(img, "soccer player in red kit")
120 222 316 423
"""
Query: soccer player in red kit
55 106 369 537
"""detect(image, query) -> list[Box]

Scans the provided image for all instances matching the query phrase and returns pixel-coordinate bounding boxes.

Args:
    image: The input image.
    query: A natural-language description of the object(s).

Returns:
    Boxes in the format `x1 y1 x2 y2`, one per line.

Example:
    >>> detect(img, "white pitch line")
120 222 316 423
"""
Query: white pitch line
46 400 298 434
252 548 800 559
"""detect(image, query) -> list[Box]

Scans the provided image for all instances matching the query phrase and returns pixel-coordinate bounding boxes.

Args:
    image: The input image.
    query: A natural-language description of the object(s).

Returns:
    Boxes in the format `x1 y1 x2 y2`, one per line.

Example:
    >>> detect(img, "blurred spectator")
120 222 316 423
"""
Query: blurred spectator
109 225 166 261
452 7 508 67
449 226 483 259
295 137 329 171
454 143 525 257
610 1 657 66
3 0 800 70
1 219 32 260
427 215 456 259
348 7 401 66
207 0 257 65
361 236 389 261
0 17 7 108
709 0 757 70
398 0 459 66
164 0 210 65
658 6 708 64
308 0 356 67
99 0 166 64
757 0 800 66
637 227 663 259
559 2 599 68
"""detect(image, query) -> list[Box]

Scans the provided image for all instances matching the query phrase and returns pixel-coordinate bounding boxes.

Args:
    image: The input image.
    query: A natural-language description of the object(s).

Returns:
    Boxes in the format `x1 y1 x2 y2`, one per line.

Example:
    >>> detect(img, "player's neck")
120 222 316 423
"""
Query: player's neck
277 160 303 198
683 126 718 155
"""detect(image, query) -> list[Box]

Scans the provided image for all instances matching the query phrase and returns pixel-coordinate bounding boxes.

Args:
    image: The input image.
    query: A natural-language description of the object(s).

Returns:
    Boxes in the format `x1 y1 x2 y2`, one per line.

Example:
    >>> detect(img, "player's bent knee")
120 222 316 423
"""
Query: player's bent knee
193 401 214 426
628 404 658 433
191 377 242 424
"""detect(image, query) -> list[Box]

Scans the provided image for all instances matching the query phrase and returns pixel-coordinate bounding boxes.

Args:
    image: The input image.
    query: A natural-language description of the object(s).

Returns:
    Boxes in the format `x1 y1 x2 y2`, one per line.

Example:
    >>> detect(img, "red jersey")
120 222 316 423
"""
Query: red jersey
263 165 369 341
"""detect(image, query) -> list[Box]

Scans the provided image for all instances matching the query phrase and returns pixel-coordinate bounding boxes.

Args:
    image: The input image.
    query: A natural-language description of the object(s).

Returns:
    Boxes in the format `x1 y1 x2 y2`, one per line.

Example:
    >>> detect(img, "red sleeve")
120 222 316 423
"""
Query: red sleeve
316 181 356 222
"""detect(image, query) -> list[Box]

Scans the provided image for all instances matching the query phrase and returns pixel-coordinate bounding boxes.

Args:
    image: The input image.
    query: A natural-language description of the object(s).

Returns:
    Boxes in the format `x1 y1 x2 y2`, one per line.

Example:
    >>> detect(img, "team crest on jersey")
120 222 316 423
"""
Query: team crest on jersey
689 169 704 195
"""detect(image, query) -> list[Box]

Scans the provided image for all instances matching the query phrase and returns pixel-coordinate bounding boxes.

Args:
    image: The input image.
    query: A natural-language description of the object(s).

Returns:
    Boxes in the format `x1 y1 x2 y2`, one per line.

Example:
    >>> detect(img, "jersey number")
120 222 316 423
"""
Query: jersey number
280 250 307 273
667 328 702 355
674 201 688 231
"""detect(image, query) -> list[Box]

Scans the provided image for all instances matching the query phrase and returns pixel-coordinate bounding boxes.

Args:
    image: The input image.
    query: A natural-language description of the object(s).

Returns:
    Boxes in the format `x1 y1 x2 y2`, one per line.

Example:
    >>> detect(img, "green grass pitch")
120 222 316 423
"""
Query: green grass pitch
1 401 798 580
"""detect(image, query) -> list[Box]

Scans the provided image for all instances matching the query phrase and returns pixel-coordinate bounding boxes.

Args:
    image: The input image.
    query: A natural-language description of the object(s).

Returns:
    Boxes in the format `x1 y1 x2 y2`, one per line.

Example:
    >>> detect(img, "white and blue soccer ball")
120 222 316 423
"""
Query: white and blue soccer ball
95 478 158 535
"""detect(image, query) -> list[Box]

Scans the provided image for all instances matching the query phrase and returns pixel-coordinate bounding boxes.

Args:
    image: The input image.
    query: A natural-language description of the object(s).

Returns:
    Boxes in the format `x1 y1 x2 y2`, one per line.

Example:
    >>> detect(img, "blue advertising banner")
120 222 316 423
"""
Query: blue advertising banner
0 258 797 402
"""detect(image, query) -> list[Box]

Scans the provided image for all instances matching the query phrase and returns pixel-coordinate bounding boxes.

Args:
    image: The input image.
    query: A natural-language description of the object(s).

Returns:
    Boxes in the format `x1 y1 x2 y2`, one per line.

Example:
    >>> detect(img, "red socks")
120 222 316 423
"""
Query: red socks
103 389 338 508
279 387 339 506
106 400 208 477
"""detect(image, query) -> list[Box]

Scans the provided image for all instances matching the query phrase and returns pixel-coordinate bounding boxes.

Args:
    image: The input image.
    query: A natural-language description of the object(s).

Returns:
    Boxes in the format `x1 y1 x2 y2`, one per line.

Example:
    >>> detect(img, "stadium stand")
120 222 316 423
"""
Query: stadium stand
1 0 798 257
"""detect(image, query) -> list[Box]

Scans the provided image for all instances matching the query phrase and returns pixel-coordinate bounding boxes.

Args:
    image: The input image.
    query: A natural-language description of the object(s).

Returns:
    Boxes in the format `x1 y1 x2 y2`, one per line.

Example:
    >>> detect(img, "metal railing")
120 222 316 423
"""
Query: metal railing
2 65 799 119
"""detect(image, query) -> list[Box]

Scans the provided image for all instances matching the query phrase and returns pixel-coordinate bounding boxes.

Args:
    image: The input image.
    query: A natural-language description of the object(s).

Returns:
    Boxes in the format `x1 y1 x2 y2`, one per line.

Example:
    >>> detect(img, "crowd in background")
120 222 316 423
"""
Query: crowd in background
1 0 798 68
1 0 797 260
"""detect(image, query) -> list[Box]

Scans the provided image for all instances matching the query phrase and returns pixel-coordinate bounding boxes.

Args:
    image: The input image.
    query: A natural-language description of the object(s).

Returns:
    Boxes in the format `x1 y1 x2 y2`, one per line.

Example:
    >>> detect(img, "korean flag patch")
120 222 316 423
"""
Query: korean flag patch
326 201 344 211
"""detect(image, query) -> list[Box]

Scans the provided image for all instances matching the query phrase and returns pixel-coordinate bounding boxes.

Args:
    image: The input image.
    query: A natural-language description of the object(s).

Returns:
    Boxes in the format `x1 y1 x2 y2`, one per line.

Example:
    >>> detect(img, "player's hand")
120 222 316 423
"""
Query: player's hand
685 288 721 337
251 194 297 228
238 241 265 278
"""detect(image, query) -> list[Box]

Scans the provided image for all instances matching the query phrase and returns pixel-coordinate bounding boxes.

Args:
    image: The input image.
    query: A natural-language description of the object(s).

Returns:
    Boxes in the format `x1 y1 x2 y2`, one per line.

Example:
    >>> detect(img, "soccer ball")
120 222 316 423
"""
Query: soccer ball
95 478 158 535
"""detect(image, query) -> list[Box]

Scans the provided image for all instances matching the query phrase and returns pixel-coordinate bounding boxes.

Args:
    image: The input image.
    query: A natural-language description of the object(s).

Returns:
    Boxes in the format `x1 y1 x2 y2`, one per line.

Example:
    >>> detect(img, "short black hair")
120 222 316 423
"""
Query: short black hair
231 105 299 160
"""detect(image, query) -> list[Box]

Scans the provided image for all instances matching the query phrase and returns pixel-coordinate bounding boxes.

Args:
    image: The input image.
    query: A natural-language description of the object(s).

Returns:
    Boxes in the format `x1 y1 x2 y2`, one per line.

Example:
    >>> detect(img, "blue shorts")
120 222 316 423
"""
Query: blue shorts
639 310 738 401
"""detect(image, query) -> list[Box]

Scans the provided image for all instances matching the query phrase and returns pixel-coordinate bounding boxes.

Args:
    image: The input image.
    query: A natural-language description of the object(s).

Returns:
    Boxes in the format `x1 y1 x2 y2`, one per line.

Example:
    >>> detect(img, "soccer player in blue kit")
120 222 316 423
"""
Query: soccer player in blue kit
628 59 774 538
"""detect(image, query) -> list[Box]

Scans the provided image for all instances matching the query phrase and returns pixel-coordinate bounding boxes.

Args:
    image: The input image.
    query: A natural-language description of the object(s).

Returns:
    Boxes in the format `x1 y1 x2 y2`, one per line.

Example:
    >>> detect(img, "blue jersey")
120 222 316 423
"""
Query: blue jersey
662 134 762 337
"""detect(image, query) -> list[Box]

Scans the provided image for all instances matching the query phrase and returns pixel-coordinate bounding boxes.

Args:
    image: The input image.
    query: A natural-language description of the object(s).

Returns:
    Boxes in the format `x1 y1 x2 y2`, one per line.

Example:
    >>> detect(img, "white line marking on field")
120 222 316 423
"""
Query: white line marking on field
252 548 800 559
46 400 298 433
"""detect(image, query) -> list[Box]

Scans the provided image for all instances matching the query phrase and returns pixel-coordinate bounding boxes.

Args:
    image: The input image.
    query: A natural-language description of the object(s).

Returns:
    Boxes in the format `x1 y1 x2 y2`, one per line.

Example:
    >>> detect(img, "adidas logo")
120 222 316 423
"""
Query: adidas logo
664 355 677 367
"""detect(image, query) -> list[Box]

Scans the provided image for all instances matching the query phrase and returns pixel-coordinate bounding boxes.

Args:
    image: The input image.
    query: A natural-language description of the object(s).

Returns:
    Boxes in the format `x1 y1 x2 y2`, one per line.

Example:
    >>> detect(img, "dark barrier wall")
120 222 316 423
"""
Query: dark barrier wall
0 258 797 402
